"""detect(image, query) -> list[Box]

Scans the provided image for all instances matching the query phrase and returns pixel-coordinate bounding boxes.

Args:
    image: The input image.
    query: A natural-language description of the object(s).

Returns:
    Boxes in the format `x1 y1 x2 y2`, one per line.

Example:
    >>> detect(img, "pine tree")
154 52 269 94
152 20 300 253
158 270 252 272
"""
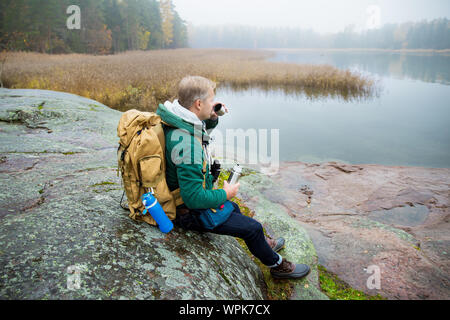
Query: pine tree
171 7 188 48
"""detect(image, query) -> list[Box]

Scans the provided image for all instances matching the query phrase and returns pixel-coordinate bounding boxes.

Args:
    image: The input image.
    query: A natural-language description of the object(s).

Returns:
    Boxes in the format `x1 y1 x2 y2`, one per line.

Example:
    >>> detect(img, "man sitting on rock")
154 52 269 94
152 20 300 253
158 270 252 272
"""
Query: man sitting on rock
156 75 310 279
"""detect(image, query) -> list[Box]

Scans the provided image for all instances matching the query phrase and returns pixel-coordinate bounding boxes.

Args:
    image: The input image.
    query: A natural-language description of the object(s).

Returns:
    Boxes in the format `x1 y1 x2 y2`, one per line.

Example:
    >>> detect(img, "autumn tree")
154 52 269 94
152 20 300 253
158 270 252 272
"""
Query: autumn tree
0 0 188 54
160 0 174 48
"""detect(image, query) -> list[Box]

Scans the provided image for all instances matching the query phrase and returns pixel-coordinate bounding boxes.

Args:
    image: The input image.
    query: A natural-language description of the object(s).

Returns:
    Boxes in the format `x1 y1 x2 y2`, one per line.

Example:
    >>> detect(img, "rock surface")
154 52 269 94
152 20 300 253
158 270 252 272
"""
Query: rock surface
251 161 450 299
237 172 329 300
0 89 267 300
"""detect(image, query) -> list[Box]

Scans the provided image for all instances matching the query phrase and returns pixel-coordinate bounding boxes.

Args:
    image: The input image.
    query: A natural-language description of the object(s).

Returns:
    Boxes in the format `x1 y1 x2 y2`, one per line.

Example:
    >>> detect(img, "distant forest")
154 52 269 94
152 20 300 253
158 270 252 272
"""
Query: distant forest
1 1 449 54
189 18 450 50
0 0 188 54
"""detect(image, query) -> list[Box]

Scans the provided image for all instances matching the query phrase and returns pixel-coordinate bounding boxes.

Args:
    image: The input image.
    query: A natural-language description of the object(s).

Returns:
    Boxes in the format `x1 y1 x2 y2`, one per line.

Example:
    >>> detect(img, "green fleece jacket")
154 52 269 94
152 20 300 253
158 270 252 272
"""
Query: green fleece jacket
156 103 227 209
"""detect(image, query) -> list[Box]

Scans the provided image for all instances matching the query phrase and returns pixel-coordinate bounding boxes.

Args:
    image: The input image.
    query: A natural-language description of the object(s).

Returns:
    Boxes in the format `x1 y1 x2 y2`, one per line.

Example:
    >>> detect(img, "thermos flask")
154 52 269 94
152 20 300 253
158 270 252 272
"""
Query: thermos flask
227 164 242 185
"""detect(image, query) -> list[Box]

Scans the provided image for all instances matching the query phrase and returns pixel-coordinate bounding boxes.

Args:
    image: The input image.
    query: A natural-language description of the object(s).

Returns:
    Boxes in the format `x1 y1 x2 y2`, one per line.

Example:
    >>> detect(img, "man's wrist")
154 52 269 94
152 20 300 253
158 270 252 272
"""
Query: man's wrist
221 188 229 201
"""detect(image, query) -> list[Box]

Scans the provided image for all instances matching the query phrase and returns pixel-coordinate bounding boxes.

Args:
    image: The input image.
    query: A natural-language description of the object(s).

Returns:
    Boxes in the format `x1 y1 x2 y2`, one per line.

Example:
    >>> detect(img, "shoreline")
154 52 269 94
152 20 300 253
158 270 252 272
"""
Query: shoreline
260 48 450 54
218 158 450 176
282 160 450 170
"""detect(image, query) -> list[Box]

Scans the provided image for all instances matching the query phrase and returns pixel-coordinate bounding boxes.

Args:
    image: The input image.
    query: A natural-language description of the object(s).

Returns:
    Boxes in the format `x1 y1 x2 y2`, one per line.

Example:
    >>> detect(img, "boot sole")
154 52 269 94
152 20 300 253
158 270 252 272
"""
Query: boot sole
271 266 311 279
273 244 285 252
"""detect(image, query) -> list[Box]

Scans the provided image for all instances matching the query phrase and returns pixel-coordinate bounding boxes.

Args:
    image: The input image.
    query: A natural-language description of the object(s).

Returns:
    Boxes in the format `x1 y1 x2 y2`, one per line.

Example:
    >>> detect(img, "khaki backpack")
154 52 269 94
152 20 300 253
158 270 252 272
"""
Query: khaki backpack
116 109 184 226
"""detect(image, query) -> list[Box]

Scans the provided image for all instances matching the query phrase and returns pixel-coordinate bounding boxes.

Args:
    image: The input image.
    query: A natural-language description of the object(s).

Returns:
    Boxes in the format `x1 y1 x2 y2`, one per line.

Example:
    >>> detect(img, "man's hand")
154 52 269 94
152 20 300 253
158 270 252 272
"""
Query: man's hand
223 180 240 200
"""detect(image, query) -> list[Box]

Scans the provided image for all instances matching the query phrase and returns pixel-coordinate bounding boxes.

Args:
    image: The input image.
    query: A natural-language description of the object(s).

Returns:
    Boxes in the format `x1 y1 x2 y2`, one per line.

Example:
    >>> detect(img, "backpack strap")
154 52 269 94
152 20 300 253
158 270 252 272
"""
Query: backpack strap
160 120 174 128
201 158 207 189
170 188 184 207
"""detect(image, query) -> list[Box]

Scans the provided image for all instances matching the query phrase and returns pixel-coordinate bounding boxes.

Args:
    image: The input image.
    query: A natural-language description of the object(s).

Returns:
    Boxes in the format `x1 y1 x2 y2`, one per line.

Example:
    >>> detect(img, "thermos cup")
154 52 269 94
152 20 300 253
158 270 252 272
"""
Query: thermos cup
214 103 226 116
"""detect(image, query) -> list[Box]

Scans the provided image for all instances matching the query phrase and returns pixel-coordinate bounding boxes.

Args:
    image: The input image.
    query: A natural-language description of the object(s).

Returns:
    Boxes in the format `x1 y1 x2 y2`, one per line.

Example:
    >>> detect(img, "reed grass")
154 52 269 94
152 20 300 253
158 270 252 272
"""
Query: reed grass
1 48 376 111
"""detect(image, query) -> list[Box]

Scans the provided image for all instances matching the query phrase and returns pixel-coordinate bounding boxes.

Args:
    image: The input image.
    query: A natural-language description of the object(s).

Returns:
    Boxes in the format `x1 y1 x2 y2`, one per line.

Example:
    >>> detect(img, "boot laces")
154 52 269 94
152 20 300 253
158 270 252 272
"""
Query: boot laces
273 258 294 273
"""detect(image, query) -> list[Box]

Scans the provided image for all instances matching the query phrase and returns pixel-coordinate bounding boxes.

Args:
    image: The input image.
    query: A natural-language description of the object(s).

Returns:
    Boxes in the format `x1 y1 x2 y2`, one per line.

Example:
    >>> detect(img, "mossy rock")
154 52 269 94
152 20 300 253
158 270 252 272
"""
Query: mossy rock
0 89 265 300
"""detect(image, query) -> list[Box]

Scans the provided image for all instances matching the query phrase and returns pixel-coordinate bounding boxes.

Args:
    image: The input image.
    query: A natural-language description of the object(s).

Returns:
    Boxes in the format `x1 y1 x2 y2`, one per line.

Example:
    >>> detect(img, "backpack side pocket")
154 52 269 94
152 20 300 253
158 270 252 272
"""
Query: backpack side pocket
138 155 163 188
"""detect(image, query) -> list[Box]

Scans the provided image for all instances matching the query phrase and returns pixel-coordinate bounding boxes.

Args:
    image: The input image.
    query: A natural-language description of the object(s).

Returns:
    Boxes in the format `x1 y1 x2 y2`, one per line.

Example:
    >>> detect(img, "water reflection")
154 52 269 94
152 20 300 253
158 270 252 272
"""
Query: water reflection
220 81 379 103
267 50 450 85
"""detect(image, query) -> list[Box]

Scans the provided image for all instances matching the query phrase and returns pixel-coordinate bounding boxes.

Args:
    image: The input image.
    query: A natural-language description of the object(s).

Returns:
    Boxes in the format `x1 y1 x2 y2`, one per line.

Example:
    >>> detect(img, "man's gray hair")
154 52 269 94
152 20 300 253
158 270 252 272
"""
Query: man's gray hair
178 75 216 109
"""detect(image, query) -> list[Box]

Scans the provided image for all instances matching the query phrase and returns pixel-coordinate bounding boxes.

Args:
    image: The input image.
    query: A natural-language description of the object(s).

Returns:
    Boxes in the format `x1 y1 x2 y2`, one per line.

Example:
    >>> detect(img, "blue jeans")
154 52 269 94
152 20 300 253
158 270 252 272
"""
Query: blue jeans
174 201 281 267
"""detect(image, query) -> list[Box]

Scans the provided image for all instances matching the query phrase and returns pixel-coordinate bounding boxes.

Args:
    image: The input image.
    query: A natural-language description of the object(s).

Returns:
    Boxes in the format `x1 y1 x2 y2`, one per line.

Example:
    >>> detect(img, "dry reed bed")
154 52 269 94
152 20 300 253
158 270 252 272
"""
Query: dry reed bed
2 49 376 111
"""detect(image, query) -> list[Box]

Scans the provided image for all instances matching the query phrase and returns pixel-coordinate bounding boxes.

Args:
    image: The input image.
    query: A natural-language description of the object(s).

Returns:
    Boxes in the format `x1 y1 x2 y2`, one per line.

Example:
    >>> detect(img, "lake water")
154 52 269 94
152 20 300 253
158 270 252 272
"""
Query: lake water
214 50 450 168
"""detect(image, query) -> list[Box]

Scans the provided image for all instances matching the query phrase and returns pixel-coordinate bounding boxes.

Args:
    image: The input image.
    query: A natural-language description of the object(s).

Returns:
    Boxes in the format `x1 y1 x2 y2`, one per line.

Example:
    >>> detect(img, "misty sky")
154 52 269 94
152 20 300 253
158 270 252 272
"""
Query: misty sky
172 0 450 34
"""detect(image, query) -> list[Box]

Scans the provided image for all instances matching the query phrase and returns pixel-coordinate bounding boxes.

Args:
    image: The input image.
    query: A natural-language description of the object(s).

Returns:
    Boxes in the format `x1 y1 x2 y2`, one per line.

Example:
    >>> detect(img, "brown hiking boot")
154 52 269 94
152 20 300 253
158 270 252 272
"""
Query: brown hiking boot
266 236 285 252
270 258 311 279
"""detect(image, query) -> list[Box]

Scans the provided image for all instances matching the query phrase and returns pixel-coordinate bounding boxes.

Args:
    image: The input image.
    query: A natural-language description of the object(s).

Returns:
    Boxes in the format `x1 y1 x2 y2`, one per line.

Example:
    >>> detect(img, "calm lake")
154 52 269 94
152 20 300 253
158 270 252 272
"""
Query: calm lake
214 50 450 168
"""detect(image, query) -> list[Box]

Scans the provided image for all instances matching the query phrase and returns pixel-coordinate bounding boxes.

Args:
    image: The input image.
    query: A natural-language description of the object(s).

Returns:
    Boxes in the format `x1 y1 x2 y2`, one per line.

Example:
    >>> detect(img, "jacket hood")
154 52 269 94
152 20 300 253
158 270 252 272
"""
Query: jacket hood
157 100 210 141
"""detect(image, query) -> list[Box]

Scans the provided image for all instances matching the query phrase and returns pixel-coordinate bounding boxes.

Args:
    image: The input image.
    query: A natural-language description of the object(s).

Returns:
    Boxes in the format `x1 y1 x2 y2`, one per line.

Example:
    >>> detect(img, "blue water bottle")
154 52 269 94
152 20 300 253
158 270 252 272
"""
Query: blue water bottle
142 191 173 233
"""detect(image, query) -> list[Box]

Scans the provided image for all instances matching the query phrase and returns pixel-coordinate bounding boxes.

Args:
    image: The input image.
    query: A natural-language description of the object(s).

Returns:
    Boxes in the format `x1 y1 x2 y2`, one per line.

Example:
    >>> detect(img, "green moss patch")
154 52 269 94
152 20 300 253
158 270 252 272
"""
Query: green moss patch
317 265 386 300
89 181 117 187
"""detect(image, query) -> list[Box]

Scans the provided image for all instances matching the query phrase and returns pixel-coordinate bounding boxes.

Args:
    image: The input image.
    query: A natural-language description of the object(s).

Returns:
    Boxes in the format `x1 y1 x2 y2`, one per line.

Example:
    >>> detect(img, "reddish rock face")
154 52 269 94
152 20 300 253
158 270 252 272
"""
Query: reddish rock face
259 161 450 300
